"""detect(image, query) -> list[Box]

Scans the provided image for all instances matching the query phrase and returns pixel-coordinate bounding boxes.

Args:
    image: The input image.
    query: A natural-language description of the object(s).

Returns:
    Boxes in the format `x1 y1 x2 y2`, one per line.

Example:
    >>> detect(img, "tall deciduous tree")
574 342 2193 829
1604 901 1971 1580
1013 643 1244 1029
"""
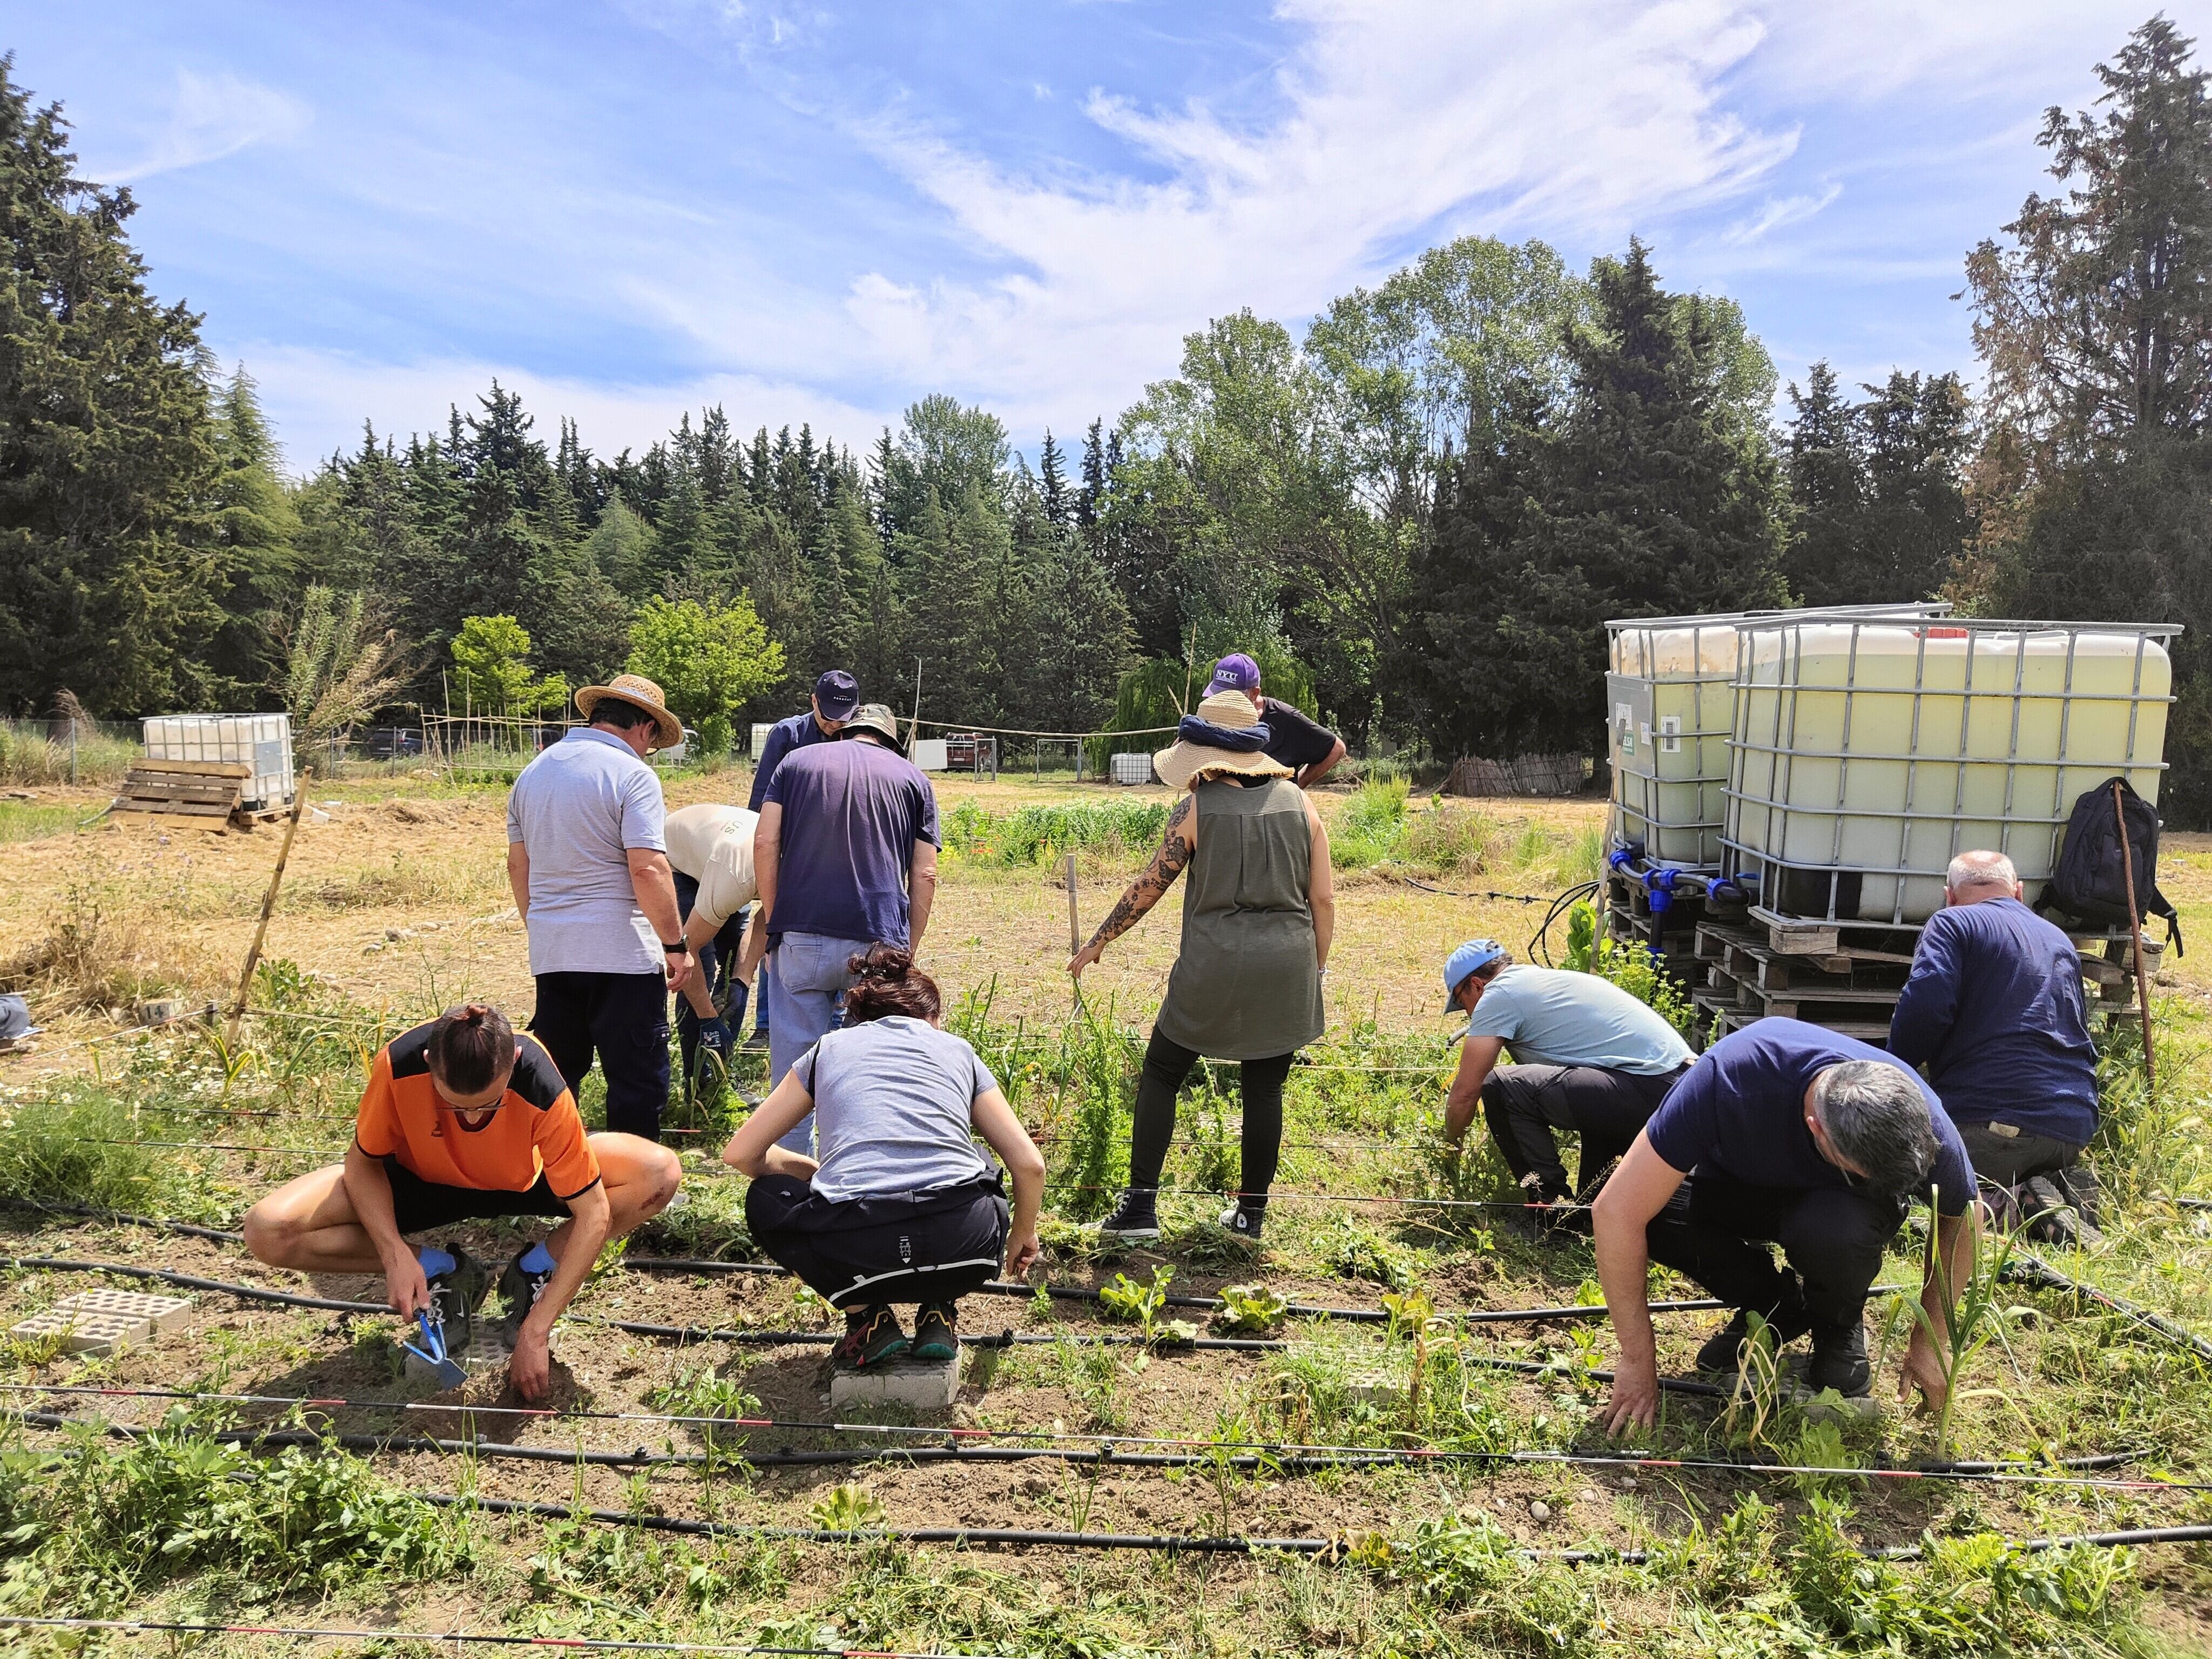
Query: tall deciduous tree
0 57 223 717
626 595 785 755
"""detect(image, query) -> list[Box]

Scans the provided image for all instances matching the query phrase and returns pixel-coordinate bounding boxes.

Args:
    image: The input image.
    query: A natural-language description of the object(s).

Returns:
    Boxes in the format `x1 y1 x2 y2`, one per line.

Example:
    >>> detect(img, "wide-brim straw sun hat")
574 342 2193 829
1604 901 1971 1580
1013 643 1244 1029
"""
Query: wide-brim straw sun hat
575 673 685 750
1153 690 1294 791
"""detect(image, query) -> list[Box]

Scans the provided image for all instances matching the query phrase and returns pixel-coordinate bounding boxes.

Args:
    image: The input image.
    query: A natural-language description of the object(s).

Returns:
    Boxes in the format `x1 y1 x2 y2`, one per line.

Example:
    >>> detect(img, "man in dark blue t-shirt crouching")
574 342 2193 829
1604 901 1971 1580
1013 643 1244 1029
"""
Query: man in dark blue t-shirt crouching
1890 849 2101 1243
1590 1020 1980 1433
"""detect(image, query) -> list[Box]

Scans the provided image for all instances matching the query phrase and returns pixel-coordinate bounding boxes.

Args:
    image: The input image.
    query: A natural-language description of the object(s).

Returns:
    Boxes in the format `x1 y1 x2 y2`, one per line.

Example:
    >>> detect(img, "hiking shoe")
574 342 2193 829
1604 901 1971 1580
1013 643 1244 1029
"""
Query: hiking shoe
497 1241 558 1334
911 1302 959 1363
1094 1189 1161 1240
832 1304 909 1371
1805 1319 1871 1397
1695 1303 1811 1376
2023 1172 2103 1247
1218 1198 1265 1243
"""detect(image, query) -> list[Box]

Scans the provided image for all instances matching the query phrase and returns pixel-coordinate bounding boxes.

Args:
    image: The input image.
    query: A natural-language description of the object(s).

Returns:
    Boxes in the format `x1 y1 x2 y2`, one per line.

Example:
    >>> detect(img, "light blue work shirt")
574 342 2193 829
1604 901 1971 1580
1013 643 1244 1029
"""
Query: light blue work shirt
507 727 667 977
1461 964 1693 1076
794 1016 1000 1203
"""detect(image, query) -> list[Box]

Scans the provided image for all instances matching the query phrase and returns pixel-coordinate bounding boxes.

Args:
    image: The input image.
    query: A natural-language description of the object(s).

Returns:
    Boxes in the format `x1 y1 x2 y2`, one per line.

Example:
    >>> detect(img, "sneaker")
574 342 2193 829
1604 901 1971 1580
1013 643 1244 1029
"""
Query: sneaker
911 1302 958 1363
1217 1198 1264 1243
1695 1303 1811 1376
832 1304 909 1371
1805 1318 1871 1396
1094 1189 1161 1240
423 1243 490 1348
497 1242 558 1334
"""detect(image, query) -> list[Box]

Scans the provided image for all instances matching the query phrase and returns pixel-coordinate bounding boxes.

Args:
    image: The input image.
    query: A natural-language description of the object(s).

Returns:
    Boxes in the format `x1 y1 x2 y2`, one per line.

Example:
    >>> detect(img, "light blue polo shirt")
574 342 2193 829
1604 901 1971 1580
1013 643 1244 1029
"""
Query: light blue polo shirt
1462 965 1693 1076
507 728 667 976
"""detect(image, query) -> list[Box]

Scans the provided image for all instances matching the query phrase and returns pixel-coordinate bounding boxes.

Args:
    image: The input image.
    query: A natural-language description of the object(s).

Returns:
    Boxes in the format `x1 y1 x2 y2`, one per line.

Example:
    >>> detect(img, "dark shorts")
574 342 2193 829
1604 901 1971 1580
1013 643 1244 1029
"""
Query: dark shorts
383 1156 576 1235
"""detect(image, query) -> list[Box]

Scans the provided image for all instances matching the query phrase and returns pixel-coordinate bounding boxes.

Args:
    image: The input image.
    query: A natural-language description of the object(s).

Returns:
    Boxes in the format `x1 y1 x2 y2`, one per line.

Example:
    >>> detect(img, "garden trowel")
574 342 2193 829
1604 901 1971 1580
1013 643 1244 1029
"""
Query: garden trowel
400 1246 470 1388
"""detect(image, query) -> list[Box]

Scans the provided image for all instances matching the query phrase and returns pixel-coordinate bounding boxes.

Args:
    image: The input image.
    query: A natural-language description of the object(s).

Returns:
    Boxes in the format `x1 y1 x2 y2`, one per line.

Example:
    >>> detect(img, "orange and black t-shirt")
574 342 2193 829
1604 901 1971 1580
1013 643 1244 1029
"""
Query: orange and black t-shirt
353 1023 601 1201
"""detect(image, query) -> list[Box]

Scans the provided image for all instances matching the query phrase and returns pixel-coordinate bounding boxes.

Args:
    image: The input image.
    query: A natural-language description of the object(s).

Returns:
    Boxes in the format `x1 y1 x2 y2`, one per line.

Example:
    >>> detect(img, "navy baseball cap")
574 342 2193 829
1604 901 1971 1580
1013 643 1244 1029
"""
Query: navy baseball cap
1206 652 1261 694
813 670 860 721
1442 939 1507 1009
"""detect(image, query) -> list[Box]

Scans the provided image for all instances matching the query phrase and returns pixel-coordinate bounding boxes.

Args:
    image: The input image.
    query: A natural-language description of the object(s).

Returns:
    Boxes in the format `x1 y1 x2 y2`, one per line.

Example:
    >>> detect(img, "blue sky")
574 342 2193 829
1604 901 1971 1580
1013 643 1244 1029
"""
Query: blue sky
11 2 2209 469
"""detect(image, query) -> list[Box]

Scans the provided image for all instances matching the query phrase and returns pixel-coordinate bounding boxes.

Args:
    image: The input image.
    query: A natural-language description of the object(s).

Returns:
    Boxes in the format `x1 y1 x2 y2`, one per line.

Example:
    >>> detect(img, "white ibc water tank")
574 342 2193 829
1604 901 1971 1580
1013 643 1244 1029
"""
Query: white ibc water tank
141 713 295 810
1725 618 2179 925
1109 751 1155 786
1607 604 1950 868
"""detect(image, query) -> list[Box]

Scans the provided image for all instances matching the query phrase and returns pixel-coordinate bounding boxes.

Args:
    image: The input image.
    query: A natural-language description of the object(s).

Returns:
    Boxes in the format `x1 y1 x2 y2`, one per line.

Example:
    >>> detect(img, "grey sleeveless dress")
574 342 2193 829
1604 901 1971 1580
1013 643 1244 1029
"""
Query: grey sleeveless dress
1153 778 1324 1060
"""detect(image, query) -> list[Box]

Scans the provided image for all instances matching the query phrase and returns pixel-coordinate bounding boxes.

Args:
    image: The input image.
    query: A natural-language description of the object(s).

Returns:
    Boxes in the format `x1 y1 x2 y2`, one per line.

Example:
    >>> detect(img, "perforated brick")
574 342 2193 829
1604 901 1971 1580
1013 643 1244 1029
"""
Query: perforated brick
830 1352 962 1413
11 1289 193 1355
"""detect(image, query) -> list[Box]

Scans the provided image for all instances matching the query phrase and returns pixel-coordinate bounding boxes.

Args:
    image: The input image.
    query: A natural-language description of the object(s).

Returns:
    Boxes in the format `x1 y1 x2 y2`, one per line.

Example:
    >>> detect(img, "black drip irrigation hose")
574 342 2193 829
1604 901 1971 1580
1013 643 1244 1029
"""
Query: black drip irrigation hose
16 1409 2184 1493
2005 1250 2212 1364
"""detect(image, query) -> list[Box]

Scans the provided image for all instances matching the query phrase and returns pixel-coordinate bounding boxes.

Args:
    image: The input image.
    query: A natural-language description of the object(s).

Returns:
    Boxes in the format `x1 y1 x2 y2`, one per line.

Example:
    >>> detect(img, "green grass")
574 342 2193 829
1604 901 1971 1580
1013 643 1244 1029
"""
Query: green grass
0 801 83 844
940 798 1171 867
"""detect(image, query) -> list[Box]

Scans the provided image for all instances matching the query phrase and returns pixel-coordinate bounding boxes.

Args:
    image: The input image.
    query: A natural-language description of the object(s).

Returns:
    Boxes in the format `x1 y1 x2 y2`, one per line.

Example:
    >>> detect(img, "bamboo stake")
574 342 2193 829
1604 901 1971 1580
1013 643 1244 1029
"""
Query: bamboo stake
227 770 312 1046
2112 779 2157 1094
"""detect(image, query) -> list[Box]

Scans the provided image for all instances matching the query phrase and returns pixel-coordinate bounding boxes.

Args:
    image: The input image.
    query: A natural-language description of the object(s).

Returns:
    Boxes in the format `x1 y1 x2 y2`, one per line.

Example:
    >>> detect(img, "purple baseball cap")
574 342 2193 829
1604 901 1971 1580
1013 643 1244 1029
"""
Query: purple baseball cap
1206 652 1261 694
813 669 861 721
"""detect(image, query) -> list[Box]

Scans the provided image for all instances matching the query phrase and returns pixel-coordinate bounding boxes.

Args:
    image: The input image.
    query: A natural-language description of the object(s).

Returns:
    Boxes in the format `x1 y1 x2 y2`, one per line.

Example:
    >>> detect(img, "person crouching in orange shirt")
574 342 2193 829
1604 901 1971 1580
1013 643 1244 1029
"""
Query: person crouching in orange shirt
244 1002 679 1400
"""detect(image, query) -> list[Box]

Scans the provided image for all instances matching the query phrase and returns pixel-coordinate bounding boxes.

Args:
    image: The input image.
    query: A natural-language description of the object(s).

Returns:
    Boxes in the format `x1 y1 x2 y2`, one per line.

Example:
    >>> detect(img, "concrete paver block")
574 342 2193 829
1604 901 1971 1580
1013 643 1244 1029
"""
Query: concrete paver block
831 1352 962 1413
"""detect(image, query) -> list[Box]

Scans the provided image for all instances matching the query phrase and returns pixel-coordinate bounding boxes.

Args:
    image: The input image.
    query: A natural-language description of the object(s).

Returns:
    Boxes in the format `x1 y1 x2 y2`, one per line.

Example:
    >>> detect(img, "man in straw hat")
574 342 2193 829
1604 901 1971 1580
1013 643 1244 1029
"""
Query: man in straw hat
507 673 692 1142
739 703 940 1151
1068 690 1334 1242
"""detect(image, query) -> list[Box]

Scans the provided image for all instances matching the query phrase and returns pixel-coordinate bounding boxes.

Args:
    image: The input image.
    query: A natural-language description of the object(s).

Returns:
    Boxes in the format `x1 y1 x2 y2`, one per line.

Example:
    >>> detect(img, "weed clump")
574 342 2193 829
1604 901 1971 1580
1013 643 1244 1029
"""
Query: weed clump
0 1087 163 1211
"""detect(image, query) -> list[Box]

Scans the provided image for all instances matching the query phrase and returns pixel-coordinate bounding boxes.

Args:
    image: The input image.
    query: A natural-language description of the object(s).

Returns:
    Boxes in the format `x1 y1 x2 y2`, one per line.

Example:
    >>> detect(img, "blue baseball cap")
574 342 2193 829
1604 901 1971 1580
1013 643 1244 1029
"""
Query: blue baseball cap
1442 939 1507 1009
813 670 860 721
1206 652 1261 694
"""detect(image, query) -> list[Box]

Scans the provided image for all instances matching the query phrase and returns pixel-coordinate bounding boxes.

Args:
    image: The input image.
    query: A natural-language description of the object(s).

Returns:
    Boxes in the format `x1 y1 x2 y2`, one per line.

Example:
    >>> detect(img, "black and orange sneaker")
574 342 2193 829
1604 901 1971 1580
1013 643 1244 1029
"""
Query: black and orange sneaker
911 1303 958 1363
832 1304 909 1370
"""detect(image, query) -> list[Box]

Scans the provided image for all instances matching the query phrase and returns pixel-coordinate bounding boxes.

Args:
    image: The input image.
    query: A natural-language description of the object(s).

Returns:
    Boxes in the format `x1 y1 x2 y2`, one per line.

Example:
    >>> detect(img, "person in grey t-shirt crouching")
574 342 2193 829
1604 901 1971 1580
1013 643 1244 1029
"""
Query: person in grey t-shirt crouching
1439 939 1695 1219
720 945 1045 1371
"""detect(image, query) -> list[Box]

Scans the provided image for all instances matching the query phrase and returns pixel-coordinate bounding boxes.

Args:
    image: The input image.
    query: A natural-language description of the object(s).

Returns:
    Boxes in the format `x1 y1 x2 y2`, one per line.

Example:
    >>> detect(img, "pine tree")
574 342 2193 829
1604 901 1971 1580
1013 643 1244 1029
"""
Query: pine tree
0 57 225 716
901 484 1000 723
1029 525 1134 731
1077 418 1105 532
203 364 301 699
1783 362 1866 607
1039 429 1071 526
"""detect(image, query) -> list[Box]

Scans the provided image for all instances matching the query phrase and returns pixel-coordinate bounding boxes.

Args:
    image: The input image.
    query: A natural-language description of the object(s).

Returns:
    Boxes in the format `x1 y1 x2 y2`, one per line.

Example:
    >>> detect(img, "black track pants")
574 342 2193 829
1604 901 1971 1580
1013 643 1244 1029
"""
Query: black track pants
1126 1030 1293 1206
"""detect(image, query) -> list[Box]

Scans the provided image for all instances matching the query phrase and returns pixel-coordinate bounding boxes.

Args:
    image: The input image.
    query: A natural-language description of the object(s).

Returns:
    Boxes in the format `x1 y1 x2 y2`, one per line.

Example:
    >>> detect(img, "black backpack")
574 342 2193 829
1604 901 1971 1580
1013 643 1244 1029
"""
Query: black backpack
2036 777 2183 954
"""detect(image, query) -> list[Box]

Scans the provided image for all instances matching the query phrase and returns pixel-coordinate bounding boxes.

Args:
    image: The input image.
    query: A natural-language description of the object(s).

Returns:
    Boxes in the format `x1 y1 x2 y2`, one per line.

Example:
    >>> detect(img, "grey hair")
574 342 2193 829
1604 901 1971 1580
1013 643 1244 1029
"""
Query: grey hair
1946 849 2017 893
1810 1061 1939 1195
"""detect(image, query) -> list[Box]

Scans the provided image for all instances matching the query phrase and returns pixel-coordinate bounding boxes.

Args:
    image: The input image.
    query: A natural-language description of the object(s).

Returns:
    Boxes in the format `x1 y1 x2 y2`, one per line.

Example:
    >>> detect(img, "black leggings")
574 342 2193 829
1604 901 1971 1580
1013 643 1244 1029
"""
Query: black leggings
1127 1031 1293 1207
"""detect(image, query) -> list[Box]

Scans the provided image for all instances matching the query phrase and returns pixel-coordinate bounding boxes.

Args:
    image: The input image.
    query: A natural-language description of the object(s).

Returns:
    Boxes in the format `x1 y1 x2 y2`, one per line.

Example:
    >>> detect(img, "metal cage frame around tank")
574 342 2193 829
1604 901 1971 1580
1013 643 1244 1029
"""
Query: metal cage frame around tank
1604 602 1953 871
1719 615 2183 929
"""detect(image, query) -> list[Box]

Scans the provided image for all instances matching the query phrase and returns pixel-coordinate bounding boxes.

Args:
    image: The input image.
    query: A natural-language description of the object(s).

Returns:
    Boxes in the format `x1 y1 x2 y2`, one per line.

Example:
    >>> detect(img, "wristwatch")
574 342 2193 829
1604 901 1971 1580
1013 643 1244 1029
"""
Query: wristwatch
663 941 687 955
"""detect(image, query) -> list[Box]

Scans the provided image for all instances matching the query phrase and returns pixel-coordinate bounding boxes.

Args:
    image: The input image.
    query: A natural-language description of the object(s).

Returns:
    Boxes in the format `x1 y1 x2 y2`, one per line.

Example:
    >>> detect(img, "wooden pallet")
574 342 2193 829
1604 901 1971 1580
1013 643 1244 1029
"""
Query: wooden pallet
111 760 249 832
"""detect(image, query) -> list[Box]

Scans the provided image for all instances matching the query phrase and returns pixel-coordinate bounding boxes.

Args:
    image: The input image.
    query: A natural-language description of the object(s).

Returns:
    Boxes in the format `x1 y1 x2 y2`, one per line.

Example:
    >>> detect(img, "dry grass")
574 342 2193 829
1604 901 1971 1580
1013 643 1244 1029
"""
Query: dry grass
0 882 217 1014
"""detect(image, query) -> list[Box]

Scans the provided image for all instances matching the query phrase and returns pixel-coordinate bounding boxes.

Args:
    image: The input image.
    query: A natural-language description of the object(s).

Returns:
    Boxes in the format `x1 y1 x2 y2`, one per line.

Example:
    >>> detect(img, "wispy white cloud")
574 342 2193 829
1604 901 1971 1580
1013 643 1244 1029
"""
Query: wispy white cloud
1723 181 1843 245
106 69 307 182
630 0 1799 430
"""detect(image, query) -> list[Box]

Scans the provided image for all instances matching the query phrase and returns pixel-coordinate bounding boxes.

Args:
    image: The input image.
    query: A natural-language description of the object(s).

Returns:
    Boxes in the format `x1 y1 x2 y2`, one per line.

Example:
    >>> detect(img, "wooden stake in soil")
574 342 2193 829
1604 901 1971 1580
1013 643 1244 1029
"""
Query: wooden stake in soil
1065 851 1080 956
226 769 312 1046
2113 779 2157 1094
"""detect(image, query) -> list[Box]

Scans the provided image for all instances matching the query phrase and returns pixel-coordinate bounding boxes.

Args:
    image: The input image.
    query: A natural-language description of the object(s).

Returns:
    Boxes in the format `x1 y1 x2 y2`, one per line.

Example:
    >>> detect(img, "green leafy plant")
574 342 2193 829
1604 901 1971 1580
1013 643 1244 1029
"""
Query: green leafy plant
809 1482 884 1534
1214 1283 1290 1335
1904 1204 2038 1460
1320 1217 1420 1290
626 595 786 756
1097 1265 1195 1346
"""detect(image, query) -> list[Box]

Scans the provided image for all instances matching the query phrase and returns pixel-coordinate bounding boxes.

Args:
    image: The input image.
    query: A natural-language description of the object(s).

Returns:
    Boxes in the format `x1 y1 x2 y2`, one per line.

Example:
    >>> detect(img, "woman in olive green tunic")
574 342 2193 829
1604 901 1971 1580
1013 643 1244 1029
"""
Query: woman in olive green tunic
1067 691 1336 1241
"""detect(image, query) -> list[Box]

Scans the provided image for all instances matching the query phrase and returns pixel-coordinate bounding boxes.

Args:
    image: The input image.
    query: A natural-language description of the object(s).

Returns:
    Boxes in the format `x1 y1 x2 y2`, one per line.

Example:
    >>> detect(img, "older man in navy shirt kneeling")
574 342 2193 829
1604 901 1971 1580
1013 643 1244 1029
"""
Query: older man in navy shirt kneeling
1591 1020 1979 1432
1890 849 2101 1243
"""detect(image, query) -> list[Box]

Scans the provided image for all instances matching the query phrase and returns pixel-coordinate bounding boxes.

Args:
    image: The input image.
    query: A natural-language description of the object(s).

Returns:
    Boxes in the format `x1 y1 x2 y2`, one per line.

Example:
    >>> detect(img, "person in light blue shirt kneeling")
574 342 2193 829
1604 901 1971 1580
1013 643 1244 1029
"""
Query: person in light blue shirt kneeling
1439 939 1694 1217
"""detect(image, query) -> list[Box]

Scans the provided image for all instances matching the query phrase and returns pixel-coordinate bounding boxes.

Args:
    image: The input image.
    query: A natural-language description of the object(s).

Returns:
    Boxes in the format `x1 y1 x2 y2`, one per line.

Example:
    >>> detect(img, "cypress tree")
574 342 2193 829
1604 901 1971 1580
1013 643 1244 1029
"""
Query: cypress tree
204 363 301 699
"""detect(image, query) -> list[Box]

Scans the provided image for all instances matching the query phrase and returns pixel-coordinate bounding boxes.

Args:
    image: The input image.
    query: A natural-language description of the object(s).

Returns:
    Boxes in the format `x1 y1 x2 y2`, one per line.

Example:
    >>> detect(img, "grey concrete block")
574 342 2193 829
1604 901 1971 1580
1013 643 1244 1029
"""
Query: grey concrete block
830 1352 962 1413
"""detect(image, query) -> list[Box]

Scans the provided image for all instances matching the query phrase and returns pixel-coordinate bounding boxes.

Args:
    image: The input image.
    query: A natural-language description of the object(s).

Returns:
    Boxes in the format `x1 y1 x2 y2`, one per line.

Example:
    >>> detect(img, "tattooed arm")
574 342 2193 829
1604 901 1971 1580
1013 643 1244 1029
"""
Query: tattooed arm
1068 794 1198 979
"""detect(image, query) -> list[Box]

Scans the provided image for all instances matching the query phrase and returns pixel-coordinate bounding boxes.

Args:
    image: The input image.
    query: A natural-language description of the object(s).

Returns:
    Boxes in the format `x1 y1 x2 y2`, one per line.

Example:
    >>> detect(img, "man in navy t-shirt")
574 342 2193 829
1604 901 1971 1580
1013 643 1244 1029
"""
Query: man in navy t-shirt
1590 1019 1980 1432
742 704 940 1147
743 670 861 1051
1890 849 2101 1241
